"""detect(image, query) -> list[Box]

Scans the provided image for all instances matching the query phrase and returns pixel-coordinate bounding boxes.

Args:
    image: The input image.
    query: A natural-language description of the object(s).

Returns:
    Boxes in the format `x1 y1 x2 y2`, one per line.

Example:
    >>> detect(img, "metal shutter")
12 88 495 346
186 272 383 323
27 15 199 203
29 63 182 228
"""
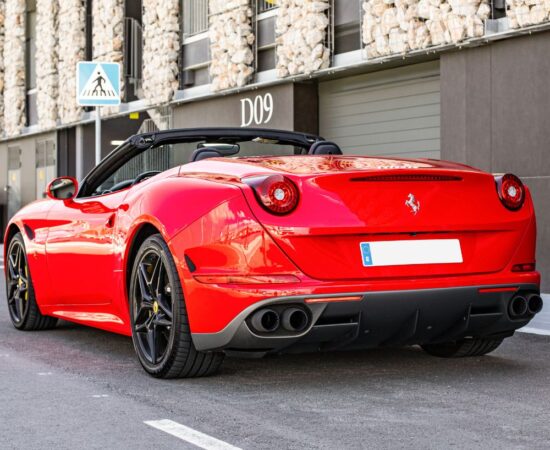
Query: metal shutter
319 61 440 159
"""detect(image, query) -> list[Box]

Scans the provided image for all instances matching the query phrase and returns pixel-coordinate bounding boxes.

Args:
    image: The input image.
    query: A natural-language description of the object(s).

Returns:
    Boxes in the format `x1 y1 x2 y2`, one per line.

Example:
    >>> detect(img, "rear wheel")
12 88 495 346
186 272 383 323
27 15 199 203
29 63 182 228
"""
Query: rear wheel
129 234 224 378
5 233 57 331
421 337 504 358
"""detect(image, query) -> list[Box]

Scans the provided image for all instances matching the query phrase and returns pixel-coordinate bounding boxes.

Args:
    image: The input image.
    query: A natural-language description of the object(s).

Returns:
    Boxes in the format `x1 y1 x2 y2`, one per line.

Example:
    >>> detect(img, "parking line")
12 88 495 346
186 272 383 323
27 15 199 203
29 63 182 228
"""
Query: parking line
144 419 242 450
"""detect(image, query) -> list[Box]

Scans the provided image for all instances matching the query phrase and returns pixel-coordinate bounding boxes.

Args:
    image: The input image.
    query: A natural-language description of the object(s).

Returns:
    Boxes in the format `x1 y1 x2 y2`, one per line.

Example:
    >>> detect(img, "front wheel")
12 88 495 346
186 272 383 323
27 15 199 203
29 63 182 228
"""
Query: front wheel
129 234 224 378
5 232 58 331
421 337 504 358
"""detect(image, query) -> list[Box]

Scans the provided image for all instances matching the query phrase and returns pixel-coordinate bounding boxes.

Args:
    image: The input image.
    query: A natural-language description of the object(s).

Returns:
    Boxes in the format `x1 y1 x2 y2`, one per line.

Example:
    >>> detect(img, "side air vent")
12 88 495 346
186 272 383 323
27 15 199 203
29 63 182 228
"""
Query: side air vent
350 174 463 182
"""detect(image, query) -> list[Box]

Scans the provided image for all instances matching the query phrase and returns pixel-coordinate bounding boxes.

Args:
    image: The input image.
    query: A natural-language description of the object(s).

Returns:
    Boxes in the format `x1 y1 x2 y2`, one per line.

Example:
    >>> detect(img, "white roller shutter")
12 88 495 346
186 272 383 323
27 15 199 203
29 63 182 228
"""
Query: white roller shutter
319 61 441 159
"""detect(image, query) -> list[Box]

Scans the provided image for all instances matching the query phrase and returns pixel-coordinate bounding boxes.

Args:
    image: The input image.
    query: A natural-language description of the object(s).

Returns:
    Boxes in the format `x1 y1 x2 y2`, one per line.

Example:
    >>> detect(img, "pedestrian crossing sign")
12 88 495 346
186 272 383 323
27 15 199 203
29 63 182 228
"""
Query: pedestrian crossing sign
77 61 121 106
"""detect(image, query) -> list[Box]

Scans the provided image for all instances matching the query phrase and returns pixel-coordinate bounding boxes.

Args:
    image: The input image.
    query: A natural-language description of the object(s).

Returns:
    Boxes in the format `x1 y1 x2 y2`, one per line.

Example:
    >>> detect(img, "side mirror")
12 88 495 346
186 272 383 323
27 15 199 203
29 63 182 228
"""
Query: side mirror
46 177 78 201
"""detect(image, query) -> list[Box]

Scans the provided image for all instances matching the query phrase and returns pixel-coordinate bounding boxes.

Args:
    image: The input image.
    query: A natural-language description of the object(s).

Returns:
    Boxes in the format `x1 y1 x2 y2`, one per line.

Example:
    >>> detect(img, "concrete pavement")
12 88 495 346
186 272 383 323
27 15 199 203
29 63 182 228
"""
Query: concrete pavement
1 244 550 449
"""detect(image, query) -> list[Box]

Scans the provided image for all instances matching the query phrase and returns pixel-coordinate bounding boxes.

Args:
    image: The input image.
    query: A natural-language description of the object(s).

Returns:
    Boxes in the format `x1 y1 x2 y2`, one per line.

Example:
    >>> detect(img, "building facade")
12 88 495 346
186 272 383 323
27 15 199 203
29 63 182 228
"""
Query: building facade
0 0 549 293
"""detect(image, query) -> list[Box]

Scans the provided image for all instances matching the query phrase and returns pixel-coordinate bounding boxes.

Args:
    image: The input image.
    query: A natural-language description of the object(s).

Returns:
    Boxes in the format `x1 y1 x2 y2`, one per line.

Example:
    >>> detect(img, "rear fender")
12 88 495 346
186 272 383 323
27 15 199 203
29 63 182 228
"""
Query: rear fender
169 193 301 333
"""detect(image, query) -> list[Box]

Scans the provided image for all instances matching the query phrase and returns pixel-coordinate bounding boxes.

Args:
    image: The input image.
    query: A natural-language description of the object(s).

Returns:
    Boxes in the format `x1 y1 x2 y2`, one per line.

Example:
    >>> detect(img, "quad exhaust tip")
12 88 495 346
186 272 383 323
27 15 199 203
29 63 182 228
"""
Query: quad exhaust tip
249 306 310 334
281 308 309 332
527 294 543 315
250 309 280 333
509 296 528 318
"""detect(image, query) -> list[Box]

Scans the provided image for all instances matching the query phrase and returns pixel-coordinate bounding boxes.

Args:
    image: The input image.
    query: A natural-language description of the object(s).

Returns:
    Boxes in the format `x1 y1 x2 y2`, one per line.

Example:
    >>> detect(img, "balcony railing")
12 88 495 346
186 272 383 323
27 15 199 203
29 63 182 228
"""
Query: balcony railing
183 0 209 38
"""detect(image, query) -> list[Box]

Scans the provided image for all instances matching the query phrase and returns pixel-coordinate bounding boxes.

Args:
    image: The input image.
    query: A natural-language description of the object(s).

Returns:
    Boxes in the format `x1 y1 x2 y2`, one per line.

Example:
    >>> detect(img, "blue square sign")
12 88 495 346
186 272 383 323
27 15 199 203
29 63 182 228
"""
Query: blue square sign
360 242 373 267
77 61 121 106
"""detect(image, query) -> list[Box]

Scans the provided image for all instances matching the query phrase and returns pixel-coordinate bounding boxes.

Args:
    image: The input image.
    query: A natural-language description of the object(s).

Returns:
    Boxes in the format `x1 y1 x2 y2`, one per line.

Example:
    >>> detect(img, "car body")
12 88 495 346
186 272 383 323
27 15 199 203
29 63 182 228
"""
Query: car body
3 128 542 377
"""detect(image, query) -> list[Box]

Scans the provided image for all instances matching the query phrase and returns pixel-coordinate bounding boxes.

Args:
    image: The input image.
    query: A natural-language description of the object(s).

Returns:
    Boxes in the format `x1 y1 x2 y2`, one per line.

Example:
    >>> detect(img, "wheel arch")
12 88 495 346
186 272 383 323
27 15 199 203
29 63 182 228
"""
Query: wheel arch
3 223 22 262
124 222 163 301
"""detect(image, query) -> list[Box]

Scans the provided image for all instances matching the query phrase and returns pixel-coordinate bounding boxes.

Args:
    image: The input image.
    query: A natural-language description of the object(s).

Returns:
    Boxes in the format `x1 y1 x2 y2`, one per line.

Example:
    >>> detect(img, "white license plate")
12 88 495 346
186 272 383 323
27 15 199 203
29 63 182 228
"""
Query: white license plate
360 239 463 267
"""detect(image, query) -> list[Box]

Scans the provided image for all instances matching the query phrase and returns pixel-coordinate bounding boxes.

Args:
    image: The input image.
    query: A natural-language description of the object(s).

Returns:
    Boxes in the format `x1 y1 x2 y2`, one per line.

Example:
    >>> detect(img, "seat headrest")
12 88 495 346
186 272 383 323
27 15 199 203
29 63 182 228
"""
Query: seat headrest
308 141 343 155
190 148 223 162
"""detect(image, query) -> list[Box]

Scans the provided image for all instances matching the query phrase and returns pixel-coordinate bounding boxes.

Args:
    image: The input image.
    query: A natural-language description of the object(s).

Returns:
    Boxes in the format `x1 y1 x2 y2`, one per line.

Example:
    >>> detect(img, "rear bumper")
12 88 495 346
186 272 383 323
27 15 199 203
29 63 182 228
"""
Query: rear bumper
192 283 541 353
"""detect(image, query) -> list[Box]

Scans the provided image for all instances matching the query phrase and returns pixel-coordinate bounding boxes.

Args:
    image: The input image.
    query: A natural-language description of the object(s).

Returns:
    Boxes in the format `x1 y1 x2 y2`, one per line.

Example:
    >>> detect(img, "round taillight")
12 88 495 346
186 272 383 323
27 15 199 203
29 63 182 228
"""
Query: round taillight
243 175 299 215
496 173 525 211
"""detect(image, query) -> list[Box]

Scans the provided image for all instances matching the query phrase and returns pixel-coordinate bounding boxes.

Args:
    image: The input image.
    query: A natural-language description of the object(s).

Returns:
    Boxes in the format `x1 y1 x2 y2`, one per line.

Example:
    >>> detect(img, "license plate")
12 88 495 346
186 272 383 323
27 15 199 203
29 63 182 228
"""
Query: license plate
360 239 463 267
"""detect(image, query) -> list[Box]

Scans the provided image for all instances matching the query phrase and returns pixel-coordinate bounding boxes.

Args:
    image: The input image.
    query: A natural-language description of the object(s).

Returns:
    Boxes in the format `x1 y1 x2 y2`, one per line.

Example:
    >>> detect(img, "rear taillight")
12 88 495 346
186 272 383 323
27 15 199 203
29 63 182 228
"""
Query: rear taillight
243 175 299 215
495 173 525 211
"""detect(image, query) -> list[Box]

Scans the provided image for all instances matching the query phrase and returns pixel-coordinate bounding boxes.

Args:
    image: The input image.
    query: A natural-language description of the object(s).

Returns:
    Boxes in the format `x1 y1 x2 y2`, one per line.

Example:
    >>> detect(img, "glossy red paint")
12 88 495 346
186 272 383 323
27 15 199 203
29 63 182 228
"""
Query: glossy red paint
3 154 540 337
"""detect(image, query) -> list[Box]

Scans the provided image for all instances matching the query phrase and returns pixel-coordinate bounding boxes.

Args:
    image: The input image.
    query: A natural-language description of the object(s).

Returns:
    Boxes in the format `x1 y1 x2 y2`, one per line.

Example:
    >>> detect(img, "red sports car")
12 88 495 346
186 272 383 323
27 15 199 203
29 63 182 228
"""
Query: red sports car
3 128 542 378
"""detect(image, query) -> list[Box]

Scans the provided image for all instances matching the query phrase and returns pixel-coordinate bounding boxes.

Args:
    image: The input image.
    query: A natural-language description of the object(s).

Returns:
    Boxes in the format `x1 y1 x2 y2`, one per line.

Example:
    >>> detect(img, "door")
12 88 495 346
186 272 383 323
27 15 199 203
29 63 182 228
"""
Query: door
319 61 441 159
35 140 56 200
44 190 127 306
7 146 22 220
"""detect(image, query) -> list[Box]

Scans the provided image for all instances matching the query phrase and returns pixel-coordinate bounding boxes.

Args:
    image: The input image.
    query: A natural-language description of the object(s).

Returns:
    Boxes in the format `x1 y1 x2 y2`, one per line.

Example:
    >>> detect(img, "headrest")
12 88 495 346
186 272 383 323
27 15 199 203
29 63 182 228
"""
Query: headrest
308 141 343 155
190 148 223 162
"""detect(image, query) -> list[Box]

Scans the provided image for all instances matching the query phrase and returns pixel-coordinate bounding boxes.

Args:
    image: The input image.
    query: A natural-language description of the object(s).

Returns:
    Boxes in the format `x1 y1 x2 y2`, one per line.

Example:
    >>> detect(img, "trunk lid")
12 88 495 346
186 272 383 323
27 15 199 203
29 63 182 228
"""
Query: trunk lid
237 157 531 281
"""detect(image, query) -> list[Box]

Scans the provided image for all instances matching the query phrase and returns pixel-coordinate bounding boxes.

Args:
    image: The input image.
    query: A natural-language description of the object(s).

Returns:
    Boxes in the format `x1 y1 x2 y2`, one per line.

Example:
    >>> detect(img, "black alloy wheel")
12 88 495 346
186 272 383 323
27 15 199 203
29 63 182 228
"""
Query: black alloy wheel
132 247 174 365
129 234 224 378
5 232 57 330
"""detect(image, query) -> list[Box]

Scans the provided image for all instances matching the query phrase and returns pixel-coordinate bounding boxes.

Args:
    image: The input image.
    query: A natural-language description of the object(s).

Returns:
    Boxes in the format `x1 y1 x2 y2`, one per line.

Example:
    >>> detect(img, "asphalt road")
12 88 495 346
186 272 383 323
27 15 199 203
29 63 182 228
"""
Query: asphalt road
1 253 550 449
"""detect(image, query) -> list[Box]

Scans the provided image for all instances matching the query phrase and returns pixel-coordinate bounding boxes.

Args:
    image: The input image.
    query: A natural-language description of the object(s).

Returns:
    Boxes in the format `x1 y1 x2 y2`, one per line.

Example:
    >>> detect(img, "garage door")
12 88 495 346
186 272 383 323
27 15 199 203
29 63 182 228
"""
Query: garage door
319 61 440 159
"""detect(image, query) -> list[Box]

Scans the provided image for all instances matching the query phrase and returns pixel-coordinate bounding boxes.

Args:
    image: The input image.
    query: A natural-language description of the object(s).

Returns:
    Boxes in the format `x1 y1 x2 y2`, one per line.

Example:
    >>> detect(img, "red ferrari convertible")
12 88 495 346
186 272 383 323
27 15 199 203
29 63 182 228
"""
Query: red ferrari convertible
4 128 542 378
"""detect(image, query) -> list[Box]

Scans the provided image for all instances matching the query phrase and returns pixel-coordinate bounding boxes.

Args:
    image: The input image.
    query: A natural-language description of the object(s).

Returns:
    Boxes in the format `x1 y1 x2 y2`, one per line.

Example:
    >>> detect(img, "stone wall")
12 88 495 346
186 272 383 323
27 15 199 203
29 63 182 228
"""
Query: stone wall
362 0 491 58
0 1 5 135
142 0 180 105
275 0 331 78
3 0 26 137
57 0 85 124
507 0 550 27
36 0 58 130
209 0 255 91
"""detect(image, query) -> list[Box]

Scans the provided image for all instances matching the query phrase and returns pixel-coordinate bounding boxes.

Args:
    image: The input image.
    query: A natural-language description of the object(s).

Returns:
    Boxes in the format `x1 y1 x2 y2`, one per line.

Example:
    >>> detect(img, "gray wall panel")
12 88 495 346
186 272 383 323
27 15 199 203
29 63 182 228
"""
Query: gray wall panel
441 31 550 292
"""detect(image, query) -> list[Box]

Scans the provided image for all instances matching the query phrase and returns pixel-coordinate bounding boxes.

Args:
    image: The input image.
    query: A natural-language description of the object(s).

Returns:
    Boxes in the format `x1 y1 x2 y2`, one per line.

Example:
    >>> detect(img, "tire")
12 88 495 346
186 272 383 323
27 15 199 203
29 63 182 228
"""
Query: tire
421 337 504 358
129 234 224 378
5 232 58 331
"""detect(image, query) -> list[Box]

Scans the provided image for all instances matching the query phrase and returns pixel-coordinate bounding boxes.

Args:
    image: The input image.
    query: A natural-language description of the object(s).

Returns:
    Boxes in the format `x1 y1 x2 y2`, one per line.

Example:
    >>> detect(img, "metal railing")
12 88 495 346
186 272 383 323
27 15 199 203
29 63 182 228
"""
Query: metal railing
124 17 143 97
183 0 209 38
258 0 278 13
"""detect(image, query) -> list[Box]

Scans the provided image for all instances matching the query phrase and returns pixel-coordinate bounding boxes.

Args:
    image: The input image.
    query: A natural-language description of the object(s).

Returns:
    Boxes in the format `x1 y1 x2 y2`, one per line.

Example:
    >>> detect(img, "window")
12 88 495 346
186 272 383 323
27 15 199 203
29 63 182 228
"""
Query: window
182 0 209 38
124 0 143 101
256 0 278 72
334 1 360 54
25 0 37 126
180 0 210 88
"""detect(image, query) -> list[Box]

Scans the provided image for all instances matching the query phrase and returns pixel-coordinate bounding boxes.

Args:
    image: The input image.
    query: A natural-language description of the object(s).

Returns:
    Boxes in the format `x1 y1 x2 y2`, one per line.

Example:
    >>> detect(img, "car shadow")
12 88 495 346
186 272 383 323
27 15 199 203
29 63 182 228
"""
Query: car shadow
2 317 543 390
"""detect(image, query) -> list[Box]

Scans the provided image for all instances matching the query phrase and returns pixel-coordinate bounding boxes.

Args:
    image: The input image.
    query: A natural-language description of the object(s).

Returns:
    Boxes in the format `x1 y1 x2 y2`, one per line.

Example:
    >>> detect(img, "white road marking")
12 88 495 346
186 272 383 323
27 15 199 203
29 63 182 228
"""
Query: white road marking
37 372 53 376
518 327 550 336
91 394 110 398
144 419 242 450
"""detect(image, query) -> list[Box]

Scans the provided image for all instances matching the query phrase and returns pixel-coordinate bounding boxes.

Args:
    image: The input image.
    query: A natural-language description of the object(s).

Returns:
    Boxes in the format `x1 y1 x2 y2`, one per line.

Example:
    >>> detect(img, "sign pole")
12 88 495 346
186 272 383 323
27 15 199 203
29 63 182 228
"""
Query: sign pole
95 106 101 166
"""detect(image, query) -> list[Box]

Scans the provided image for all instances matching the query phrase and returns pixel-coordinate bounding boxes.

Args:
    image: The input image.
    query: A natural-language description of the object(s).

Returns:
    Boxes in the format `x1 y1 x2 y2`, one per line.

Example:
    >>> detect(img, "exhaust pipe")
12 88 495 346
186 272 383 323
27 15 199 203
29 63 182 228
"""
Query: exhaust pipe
281 307 309 332
250 309 280 333
527 294 543 315
508 295 528 318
